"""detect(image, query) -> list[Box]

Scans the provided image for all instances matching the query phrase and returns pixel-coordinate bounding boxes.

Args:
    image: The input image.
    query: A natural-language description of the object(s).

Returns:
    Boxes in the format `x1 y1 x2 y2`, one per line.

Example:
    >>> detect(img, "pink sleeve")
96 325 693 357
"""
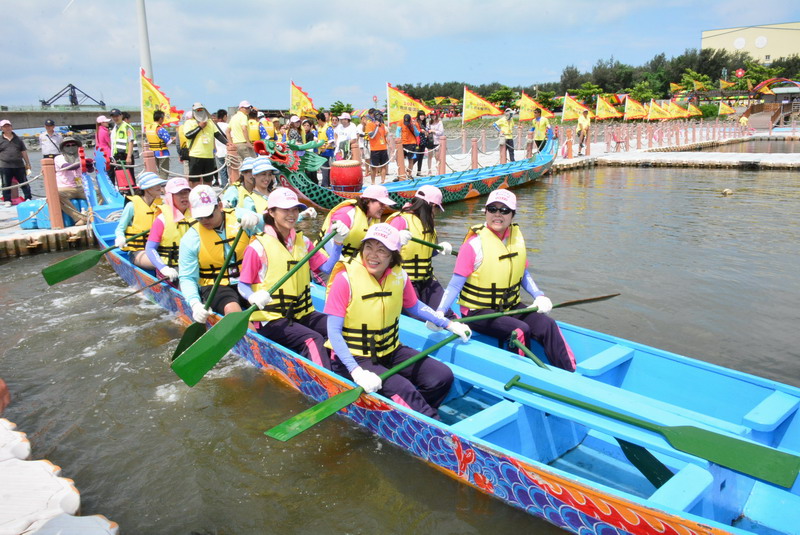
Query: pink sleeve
388 216 408 231
323 271 350 317
330 207 353 228
402 276 418 308
306 236 328 271
147 216 165 243
238 244 264 285
453 235 478 277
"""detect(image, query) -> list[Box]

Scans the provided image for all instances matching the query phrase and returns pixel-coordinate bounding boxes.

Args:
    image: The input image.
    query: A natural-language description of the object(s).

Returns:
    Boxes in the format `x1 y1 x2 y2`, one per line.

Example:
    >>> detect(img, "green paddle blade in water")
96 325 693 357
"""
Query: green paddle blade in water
42 249 107 286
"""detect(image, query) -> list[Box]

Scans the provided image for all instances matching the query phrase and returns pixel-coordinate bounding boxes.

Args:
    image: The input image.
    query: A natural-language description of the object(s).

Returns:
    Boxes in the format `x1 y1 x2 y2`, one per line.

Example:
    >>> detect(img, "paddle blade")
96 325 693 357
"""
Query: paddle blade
662 425 800 488
171 322 207 362
170 308 252 387
265 387 365 442
42 250 104 285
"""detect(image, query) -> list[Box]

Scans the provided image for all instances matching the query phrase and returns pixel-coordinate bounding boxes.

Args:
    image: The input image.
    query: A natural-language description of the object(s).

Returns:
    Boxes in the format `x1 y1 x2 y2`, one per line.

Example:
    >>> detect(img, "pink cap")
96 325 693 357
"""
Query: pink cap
267 187 307 210
95 115 110 124
0 120 10 127
414 185 443 210
339 112 351 120
362 223 401 251
239 100 252 108
189 185 219 218
290 115 300 123
165 177 191 194
361 184 396 206
486 189 517 210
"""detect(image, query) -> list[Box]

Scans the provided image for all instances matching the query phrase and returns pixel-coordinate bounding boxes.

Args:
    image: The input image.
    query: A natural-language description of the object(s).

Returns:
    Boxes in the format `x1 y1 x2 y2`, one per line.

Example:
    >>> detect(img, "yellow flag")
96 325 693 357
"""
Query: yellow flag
387 83 433 125
667 101 689 118
561 94 590 122
462 86 503 123
669 83 684 93
290 81 318 118
434 96 446 105
448 97 460 105
140 68 183 127
687 103 703 117
692 80 707 91
595 95 622 120
718 101 736 115
759 85 775 95
518 92 554 121
623 97 646 120
720 79 735 90
647 100 671 120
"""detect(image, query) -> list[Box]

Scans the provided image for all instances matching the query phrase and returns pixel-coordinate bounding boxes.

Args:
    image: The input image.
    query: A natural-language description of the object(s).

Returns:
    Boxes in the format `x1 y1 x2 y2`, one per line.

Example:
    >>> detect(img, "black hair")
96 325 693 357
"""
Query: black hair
401 197 435 235
216 109 228 120
263 210 288 246
153 110 164 122
357 240 404 269
121 111 131 120
356 197 373 214
316 111 326 122
248 109 258 119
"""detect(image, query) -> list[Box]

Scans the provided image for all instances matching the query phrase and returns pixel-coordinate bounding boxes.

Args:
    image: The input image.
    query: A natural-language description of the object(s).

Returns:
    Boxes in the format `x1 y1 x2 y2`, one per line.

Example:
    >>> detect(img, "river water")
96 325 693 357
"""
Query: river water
1 165 798 534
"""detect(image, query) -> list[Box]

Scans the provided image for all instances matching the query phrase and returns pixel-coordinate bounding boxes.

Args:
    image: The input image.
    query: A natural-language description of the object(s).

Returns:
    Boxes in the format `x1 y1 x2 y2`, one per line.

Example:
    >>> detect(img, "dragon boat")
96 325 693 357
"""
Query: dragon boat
256 138 558 210
79 155 800 535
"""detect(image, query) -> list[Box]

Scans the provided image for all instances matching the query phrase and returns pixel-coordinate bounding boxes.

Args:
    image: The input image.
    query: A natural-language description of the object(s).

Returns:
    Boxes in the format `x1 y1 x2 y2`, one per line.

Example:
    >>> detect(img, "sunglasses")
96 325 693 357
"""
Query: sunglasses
486 205 512 215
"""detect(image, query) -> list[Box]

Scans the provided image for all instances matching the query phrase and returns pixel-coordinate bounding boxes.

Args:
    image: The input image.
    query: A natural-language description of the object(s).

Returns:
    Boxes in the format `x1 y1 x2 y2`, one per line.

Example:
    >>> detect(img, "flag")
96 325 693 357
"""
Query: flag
692 80 707 91
462 86 503 123
719 79 735 90
667 101 689 118
687 103 703 117
669 83 684 93
140 68 183 127
623 97 646 120
386 83 433 125
434 96 446 105
290 81 318 118
448 97 460 105
718 101 736 115
517 92 554 121
747 79 753 91
562 93 590 121
595 95 622 120
759 85 775 95
647 100 671 120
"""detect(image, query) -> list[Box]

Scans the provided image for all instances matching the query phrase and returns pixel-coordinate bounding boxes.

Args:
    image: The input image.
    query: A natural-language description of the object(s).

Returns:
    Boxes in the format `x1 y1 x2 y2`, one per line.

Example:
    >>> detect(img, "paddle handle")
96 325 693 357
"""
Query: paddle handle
377 334 459 382
509 334 549 370
103 229 151 254
456 293 621 324
203 227 246 311
409 236 458 256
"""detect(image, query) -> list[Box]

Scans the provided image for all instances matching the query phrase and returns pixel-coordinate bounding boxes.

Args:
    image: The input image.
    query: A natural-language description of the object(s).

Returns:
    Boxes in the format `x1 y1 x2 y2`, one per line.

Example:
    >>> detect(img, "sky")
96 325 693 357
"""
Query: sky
1 0 799 113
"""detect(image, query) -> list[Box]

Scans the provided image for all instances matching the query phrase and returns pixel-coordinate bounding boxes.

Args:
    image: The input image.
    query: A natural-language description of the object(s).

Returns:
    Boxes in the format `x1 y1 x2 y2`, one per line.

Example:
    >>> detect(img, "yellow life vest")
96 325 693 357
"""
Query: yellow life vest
458 224 526 311
123 195 162 252
247 119 261 142
145 123 167 152
155 206 195 268
245 191 268 214
320 199 376 259
261 119 276 141
183 119 217 159
249 232 313 323
385 212 437 281
177 125 188 151
196 209 250 286
113 122 133 153
325 256 405 361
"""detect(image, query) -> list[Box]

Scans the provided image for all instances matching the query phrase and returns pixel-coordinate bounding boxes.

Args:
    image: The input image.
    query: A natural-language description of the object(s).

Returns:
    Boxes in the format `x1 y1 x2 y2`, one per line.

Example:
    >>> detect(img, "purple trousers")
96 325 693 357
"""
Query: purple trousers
334 345 454 419
464 303 576 371
257 311 331 369
406 277 456 319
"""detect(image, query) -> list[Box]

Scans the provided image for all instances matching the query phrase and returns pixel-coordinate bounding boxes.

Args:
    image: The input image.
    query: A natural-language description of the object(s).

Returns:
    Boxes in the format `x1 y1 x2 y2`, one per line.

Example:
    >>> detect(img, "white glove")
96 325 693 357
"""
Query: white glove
446 321 472 342
532 295 553 314
399 230 412 246
114 236 126 249
425 310 446 332
160 266 179 281
351 366 382 394
438 241 453 255
248 290 272 309
26 168 32 176
331 220 349 244
191 302 211 324
297 207 317 222
239 211 260 231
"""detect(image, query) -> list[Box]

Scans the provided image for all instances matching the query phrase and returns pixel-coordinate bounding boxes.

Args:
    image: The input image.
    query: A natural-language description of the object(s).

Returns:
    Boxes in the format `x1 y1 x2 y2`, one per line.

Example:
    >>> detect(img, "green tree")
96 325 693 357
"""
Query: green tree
486 86 518 109
680 69 713 91
625 80 659 103
536 91 557 111
329 101 353 116
570 81 603 105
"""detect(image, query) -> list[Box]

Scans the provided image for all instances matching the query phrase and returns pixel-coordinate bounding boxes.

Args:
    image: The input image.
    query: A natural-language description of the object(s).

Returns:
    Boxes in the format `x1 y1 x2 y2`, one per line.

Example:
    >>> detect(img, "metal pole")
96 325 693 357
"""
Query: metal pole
136 0 154 79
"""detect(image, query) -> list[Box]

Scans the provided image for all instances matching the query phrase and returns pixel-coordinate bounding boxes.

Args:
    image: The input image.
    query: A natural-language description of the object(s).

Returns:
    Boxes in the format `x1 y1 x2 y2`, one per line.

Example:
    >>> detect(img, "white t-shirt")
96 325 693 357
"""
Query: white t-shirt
39 131 63 156
334 123 358 155
214 121 229 157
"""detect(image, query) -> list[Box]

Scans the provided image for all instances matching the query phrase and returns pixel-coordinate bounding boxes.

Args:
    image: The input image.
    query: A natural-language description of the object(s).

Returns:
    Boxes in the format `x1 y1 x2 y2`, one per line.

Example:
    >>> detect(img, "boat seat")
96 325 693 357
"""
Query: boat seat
743 391 800 432
577 345 634 377
648 463 714 512
449 399 520 438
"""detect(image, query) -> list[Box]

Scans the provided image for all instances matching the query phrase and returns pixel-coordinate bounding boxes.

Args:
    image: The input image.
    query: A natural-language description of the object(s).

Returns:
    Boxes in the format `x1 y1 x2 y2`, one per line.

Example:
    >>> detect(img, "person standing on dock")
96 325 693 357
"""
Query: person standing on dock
435 190 576 371
214 109 229 187
109 108 135 187
333 113 358 160
39 119 63 160
576 109 591 156
0 119 32 206
147 110 173 181
227 101 255 160
316 112 335 187
493 108 516 162
365 110 388 185
183 103 228 187
530 108 550 152
94 115 112 170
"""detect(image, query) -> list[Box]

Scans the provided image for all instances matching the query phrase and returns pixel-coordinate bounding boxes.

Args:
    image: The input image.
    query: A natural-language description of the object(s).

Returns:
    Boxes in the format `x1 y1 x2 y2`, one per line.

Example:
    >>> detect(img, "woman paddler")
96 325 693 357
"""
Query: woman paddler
240 158 278 214
386 185 453 314
435 190 576 371
178 185 261 324
114 171 166 269
143 177 194 283
324 223 471 418
319 184 395 260
237 187 349 369
221 156 255 209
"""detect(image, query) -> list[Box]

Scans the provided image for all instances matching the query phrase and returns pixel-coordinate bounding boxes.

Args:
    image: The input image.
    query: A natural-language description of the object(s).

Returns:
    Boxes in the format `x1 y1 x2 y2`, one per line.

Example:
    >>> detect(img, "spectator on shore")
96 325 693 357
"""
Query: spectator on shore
365 110 388 185
317 111 335 187
110 108 135 187
494 108 515 162
39 119 63 159
54 137 87 225
576 109 590 156
214 109 230 187
147 110 173 180
426 112 443 175
95 115 112 167
287 115 302 144
530 108 550 152
414 111 429 175
228 100 255 160
182 103 228 186
0 119 32 206
396 113 419 179
334 113 358 160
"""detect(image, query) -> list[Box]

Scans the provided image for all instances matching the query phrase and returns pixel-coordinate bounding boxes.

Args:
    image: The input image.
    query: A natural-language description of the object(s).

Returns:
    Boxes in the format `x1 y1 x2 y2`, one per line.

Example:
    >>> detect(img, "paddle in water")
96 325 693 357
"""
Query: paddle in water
266 334 460 442
504 375 800 488
42 229 150 286
171 231 338 387
171 227 246 361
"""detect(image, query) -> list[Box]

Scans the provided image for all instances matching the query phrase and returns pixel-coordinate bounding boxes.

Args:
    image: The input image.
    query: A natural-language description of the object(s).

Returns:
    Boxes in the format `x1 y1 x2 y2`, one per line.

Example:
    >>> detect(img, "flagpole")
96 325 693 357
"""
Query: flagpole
136 0 153 151
461 86 466 126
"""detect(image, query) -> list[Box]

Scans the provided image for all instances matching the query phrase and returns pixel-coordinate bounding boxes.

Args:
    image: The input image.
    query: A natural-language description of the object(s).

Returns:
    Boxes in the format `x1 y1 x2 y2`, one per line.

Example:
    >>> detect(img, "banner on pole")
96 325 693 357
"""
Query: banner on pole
290 81 318 118
518 92 554 121
462 86 503 123
562 93 590 122
387 83 433 125
647 100 671 120
595 95 622 120
718 101 736 115
140 68 183 127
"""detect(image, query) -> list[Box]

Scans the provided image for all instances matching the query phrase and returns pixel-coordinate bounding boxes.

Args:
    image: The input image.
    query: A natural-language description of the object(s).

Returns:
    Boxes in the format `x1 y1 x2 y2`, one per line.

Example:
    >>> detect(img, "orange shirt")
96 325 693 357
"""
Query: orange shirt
399 123 418 145
365 122 388 151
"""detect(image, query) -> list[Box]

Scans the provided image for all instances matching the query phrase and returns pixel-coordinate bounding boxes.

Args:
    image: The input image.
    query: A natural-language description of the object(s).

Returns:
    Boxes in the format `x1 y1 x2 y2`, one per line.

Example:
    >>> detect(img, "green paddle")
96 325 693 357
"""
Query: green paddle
171 227 246 361
508 332 674 489
42 230 150 286
409 236 458 255
456 293 621 324
504 375 800 488
266 334 460 442
171 231 338 387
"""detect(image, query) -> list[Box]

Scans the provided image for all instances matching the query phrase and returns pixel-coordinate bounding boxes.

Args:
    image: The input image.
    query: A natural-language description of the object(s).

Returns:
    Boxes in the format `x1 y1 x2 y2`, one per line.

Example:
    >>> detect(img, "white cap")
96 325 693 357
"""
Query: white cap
362 223 401 251
239 100 252 108
252 159 277 175
0 120 11 127
137 172 167 190
290 115 300 123
339 112 351 120
192 102 206 111
239 157 256 172
361 184 396 206
189 185 219 218
268 187 307 210
485 189 517 210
